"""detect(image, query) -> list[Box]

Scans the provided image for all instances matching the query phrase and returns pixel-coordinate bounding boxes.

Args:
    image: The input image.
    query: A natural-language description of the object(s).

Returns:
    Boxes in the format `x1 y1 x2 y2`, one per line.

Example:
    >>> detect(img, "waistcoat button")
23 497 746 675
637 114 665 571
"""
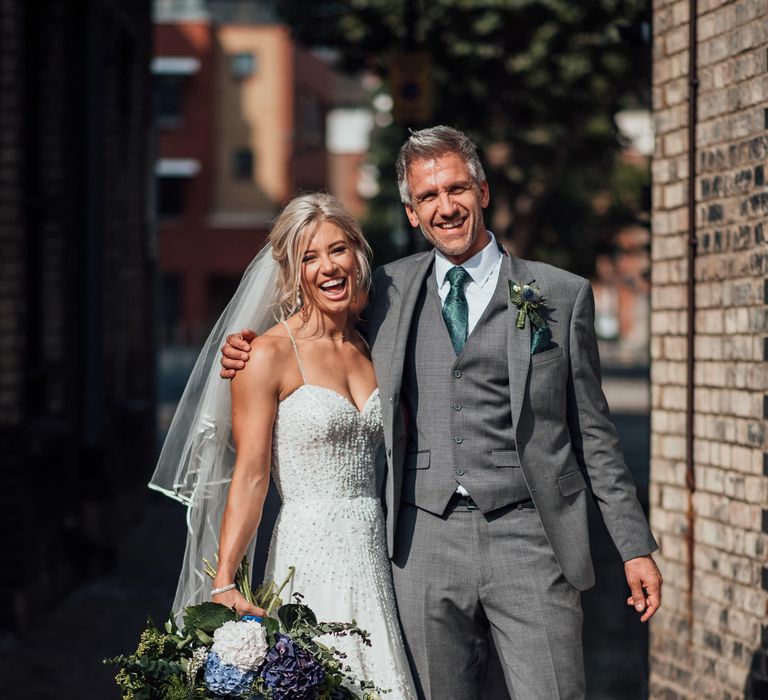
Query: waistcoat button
453 403 462 411
454 436 463 444
453 369 462 378
456 468 465 475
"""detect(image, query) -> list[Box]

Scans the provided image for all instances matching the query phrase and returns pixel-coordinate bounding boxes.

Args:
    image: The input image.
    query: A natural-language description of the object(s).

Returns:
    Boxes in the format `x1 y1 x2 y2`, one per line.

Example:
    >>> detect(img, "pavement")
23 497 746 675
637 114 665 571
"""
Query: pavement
602 377 650 415
0 491 187 699
0 376 652 700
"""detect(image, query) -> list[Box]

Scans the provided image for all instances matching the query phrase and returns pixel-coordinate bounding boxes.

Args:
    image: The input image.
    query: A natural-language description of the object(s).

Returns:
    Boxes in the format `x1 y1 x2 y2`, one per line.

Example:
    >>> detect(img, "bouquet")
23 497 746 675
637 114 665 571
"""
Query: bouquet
106 561 385 699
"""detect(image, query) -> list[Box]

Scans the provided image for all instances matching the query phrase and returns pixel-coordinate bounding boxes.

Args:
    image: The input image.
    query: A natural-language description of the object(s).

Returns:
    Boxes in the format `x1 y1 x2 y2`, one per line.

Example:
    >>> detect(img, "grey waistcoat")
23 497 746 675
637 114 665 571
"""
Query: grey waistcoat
401 265 531 516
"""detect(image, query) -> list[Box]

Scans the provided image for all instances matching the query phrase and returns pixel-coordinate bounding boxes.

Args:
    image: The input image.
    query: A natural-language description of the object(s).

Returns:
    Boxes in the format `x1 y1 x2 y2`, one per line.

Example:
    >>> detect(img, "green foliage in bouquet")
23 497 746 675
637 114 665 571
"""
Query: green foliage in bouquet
108 619 195 700
105 560 385 699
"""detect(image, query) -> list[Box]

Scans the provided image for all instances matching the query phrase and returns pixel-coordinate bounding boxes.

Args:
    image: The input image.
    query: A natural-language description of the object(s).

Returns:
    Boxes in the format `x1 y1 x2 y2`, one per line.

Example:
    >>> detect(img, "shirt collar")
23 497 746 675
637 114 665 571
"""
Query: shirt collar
435 231 502 290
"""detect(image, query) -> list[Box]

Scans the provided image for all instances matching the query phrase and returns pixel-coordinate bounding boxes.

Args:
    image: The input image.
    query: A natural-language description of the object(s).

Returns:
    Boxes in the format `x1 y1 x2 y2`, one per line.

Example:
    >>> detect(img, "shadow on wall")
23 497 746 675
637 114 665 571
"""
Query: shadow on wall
745 646 768 699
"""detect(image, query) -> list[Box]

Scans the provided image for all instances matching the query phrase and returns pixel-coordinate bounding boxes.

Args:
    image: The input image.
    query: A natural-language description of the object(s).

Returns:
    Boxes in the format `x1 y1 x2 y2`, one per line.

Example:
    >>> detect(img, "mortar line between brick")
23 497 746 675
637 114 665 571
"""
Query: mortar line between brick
685 0 700 643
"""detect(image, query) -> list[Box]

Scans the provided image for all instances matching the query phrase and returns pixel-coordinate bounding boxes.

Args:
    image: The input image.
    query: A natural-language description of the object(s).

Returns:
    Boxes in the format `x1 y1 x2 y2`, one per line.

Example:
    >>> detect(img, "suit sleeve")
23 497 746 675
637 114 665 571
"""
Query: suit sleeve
362 266 389 347
566 278 658 561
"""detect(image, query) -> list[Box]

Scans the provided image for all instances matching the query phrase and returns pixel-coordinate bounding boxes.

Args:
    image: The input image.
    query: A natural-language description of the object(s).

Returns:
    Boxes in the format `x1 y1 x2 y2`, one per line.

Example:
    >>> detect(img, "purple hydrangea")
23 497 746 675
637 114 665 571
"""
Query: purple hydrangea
258 633 326 700
204 650 257 697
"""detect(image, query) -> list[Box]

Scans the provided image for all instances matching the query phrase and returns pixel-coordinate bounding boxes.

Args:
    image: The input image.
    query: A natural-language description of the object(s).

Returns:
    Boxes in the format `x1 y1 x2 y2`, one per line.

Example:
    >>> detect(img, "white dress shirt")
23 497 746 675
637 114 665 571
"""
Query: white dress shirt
434 231 503 334
434 232 503 497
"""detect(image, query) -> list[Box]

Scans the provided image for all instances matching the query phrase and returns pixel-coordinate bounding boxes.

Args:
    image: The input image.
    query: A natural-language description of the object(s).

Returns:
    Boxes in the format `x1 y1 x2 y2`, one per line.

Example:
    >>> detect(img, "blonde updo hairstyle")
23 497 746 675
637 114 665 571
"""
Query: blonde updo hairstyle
268 192 372 321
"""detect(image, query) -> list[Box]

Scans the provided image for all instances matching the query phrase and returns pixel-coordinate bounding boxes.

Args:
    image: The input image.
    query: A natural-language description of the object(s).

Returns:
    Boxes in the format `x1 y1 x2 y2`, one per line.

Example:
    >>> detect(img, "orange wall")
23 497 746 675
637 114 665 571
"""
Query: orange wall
213 24 294 214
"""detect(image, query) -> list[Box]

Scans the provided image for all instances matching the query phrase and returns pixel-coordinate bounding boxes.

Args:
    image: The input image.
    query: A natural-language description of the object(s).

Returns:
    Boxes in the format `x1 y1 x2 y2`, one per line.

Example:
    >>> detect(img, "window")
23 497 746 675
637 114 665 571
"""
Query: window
230 52 257 79
232 148 254 180
154 75 184 126
157 176 187 218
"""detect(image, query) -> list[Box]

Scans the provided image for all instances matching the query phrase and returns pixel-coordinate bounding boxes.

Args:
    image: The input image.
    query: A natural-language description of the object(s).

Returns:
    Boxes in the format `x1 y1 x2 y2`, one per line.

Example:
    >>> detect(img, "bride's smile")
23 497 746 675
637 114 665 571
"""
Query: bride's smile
301 221 358 312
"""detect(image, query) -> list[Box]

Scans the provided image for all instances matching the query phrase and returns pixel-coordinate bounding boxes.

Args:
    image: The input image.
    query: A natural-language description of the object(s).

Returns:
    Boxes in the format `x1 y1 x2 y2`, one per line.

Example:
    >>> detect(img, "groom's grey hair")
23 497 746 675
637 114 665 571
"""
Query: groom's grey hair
395 125 487 205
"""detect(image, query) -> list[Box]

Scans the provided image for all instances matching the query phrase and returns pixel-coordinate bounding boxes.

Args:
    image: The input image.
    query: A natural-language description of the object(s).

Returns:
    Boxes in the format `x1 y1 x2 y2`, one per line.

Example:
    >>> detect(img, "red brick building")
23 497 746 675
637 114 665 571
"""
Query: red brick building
154 4 370 344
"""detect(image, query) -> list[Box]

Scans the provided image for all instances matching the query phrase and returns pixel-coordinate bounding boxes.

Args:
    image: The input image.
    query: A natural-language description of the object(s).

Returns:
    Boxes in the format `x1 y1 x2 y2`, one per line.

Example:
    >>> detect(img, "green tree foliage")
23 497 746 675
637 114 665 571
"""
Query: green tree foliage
278 0 650 275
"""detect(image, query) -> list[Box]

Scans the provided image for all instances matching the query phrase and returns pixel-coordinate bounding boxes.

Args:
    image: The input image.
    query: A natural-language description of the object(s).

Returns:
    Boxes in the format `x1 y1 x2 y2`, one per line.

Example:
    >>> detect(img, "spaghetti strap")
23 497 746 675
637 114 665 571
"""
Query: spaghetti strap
281 320 307 383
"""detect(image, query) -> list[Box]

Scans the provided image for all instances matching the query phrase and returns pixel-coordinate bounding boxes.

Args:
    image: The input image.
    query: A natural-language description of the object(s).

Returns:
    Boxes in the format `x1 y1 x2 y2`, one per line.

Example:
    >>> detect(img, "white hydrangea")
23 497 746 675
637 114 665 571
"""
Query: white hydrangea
211 620 268 671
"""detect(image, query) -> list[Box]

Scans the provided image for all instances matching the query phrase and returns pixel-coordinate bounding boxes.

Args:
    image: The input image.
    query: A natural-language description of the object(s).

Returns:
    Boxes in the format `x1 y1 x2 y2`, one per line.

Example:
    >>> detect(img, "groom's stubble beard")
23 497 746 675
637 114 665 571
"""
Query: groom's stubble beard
416 213 481 259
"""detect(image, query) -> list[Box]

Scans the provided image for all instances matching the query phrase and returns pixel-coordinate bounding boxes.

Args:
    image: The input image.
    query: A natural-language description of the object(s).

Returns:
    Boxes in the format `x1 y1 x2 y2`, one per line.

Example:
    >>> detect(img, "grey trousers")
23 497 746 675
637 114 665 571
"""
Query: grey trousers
392 501 585 700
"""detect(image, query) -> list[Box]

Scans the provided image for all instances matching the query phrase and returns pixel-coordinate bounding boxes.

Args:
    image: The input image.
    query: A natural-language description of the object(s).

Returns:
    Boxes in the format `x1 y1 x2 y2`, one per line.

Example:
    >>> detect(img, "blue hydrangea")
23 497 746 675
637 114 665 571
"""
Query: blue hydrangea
521 285 538 302
258 633 326 700
204 650 257 697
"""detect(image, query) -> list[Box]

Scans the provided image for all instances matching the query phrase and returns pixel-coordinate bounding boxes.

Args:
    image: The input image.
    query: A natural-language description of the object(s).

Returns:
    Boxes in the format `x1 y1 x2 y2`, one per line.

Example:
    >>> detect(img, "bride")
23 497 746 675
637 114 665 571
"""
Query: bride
151 193 416 699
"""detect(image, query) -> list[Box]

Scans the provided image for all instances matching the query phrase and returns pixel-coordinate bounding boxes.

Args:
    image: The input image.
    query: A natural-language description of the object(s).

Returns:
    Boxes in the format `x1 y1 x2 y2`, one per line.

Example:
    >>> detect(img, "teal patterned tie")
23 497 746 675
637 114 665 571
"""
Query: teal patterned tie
442 266 470 354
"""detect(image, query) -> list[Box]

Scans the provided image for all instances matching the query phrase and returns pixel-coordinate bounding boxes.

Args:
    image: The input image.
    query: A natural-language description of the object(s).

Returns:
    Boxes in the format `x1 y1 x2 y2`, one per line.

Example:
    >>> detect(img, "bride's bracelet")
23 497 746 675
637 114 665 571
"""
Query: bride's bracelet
211 583 237 596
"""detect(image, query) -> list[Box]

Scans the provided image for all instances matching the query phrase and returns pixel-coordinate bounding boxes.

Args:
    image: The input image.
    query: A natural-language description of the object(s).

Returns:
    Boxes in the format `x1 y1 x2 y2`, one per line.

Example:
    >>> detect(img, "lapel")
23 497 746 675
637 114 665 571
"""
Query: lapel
387 250 436 400
503 250 536 435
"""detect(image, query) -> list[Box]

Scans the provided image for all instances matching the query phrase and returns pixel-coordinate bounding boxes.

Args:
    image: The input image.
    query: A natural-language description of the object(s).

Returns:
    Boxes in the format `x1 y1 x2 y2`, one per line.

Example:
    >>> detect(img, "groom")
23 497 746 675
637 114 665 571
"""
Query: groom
221 126 661 699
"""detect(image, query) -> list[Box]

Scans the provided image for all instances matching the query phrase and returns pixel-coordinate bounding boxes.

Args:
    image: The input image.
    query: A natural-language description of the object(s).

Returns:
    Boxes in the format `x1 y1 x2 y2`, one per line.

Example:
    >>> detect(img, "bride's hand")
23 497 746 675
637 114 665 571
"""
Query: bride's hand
220 329 257 379
212 588 267 618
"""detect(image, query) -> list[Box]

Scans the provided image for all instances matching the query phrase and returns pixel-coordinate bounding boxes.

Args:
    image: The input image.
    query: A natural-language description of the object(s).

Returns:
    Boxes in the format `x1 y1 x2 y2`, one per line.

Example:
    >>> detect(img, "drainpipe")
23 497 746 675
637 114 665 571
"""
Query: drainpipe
685 0 699 629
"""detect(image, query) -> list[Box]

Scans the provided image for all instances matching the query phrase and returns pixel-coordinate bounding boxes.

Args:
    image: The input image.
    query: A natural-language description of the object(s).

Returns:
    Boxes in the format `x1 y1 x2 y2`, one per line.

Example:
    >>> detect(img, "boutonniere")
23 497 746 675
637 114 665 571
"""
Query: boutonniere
509 281 546 329
508 281 552 354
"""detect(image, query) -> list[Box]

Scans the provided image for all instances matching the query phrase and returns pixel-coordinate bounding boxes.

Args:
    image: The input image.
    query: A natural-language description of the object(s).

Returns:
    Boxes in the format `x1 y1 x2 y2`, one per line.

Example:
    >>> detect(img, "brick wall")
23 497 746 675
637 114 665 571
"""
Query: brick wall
0 0 155 632
0 0 27 630
650 1 768 698
0 0 24 429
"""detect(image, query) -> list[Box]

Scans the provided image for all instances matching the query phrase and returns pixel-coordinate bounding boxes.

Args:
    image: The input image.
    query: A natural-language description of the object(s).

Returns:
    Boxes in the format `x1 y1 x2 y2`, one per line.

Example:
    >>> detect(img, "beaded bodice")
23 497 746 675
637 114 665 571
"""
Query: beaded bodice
271 385 383 502
270 322 383 503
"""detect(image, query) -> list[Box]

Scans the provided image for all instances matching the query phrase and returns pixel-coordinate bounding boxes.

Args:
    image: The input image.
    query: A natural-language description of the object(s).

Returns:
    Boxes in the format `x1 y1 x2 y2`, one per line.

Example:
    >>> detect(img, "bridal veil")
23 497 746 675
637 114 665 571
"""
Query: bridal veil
149 243 279 617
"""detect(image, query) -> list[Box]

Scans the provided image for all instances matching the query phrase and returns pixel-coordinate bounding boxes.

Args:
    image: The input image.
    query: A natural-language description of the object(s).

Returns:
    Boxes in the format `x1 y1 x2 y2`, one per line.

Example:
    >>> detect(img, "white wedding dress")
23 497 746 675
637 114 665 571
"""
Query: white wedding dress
263 324 416 699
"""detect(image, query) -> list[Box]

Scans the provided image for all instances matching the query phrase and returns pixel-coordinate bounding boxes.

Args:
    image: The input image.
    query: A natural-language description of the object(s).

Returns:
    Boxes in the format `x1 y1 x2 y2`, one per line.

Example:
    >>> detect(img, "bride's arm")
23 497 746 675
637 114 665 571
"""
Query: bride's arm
211 338 282 616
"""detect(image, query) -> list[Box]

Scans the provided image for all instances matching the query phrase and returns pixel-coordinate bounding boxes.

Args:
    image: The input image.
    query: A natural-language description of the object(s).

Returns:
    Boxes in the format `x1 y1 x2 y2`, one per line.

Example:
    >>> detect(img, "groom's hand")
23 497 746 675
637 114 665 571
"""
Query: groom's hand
624 554 662 622
220 329 257 378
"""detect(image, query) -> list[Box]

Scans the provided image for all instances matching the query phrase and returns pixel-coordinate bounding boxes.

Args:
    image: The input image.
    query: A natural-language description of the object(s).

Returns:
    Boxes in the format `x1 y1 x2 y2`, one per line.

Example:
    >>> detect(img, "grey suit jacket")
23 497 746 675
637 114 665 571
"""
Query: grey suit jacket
365 248 657 591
